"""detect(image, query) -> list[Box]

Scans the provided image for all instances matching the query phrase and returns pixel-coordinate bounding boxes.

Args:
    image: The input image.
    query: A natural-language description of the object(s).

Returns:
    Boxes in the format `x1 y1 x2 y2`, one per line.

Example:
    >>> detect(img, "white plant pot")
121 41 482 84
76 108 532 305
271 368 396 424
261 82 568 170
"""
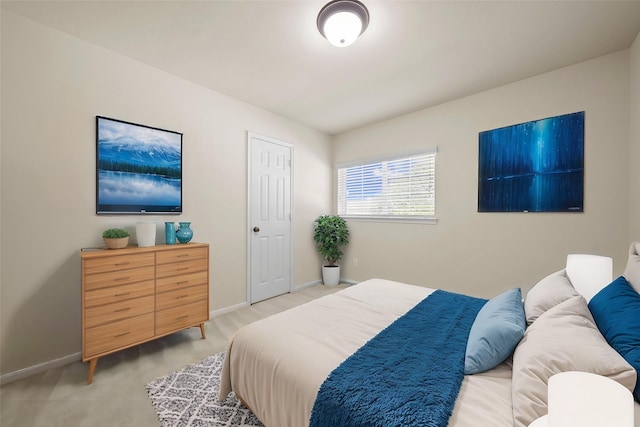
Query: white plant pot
136 221 156 247
322 265 340 286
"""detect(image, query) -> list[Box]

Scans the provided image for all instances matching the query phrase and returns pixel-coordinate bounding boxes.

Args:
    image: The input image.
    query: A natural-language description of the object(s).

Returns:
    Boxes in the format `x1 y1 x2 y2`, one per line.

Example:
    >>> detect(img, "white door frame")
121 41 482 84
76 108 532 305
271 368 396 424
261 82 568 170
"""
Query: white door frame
246 131 294 304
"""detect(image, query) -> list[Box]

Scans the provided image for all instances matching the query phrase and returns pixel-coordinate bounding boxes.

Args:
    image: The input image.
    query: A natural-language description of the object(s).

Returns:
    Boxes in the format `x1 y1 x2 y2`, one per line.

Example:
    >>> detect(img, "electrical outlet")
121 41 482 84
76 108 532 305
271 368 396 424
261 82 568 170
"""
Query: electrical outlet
353 258 359 267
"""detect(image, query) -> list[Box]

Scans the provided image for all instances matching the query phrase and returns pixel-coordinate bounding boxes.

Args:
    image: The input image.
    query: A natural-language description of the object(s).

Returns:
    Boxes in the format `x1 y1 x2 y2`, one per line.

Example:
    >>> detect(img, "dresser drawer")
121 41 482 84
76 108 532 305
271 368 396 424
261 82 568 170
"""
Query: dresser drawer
156 284 207 311
84 280 154 308
84 313 154 358
84 266 155 291
83 253 155 275
156 300 208 336
156 246 207 265
156 270 207 294
85 295 154 328
156 258 207 278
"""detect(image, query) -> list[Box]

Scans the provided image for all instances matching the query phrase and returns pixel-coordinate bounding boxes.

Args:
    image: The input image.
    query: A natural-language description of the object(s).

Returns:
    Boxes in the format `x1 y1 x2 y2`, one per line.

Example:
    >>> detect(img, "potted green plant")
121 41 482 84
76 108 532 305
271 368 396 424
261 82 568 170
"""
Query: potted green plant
313 215 350 286
102 228 130 249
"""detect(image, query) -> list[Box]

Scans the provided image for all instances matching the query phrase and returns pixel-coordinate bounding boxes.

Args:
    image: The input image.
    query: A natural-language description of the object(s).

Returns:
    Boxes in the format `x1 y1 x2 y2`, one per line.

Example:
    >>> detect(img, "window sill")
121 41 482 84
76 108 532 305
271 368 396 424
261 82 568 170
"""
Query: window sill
341 216 438 225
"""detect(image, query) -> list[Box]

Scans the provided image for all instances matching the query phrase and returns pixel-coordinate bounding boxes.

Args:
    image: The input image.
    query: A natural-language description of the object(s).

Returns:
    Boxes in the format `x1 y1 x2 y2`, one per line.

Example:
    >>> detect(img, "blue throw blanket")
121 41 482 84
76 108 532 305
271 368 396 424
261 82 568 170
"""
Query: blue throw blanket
309 290 487 427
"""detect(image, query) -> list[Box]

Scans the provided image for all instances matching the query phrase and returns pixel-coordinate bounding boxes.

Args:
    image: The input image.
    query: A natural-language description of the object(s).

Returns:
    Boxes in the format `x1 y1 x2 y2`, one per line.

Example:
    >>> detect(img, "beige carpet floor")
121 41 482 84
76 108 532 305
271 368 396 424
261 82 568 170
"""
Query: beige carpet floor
0 284 347 427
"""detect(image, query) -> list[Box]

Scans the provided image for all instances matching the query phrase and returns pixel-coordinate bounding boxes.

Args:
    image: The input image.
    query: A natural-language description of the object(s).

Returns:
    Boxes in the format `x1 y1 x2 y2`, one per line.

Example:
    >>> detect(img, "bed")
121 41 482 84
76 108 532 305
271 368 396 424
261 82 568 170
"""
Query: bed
220 246 640 427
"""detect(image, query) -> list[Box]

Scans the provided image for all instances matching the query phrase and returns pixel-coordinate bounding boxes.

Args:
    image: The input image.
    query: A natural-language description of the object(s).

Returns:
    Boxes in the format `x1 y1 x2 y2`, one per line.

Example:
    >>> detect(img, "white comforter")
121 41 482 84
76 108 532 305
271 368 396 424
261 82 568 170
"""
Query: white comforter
220 279 514 427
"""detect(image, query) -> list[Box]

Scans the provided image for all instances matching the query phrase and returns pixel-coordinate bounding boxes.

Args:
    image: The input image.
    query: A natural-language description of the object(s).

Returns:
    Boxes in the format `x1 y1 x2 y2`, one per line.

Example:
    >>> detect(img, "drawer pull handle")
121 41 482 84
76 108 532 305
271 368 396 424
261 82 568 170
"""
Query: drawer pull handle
115 292 130 297
177 281 188 285
115 262 130 266
178 254 190 258
115 277 130 282
114 332 130 338
177 267 189 271
115 308 130 313
176 295 188 299
177 315 189 320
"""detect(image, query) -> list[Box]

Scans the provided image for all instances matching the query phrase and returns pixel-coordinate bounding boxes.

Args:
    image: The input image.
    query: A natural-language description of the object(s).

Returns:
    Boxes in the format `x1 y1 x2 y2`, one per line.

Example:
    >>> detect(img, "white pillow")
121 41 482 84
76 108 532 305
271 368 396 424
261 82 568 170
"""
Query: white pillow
511 295 636 427
524 269 578 326
565 254 613 302
623 241 640 294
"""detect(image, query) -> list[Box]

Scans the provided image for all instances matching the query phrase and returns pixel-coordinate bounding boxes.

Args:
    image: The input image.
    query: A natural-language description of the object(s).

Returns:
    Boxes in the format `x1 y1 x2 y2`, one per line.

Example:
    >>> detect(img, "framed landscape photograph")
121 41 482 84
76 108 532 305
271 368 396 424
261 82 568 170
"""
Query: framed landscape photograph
478 111 584 213
96 116 183 214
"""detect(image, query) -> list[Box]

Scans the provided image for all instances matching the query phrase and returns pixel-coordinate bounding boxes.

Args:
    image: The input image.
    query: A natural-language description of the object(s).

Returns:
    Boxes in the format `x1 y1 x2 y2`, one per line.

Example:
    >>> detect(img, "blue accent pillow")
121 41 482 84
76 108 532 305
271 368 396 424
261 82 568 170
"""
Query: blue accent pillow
588 276 640 401
464 288 526 374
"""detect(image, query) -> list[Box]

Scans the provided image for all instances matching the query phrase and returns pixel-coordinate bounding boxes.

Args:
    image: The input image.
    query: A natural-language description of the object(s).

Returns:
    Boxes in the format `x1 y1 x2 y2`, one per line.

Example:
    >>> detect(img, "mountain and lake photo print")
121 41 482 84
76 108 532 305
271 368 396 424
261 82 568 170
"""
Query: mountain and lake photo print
96 116 182 214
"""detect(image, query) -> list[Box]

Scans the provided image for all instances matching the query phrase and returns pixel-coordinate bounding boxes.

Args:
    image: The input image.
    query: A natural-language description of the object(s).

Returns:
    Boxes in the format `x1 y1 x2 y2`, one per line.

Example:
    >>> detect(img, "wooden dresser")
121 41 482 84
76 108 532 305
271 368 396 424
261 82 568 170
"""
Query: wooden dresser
81 243 209 384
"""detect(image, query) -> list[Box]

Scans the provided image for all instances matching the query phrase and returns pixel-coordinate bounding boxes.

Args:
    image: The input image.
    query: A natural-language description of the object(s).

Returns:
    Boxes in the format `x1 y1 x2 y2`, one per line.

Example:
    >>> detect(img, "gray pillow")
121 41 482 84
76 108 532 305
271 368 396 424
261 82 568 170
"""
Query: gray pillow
623 241 640 294
523 269 578 325
511 295 636 427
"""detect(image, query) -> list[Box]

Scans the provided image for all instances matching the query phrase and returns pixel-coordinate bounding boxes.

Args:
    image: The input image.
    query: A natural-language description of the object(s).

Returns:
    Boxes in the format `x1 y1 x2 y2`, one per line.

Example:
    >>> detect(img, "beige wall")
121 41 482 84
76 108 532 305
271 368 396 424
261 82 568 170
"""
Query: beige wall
334 51 632 298
0 11 332 376
630 33 640 241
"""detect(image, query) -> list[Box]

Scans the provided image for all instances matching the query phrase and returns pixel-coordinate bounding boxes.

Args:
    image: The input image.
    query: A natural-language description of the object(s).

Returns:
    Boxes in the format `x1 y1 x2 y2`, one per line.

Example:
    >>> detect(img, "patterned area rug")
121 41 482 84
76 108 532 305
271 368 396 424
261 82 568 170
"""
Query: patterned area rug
146 352 264 427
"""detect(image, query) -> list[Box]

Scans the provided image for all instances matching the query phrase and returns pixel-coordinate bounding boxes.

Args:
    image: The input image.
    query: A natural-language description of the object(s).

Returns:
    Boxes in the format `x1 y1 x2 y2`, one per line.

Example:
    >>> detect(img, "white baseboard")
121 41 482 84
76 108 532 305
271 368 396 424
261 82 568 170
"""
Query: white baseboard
0 352 82 386
295 278 358 290
293 279 322 291
210 301 249 318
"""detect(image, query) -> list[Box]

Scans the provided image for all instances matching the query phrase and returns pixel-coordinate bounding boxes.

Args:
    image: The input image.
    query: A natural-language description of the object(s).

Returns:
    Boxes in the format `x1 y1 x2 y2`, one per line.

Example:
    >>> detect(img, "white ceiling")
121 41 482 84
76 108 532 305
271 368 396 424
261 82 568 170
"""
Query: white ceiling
3 0 640 135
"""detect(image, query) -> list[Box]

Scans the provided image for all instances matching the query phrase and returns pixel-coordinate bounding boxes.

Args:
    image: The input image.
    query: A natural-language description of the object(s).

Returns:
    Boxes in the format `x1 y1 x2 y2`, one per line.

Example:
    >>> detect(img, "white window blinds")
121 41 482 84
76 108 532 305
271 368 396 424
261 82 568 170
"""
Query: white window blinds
337 150 437 220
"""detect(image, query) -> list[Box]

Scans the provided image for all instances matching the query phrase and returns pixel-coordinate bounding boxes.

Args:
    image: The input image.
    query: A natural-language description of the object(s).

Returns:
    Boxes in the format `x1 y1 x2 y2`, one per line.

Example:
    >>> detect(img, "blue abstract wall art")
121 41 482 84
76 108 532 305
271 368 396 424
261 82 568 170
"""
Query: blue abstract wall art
478 111 584 213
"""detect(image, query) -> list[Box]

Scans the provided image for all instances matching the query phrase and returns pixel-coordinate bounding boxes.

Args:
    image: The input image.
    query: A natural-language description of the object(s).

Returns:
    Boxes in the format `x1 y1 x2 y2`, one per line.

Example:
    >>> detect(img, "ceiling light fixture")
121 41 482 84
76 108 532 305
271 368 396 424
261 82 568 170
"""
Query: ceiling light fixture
317 0 369 48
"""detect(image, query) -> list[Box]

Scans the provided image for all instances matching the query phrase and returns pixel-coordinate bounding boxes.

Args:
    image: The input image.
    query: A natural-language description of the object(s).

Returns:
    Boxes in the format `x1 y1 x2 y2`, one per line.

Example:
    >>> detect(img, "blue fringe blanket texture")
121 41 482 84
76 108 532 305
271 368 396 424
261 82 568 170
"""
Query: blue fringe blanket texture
309 290 487 427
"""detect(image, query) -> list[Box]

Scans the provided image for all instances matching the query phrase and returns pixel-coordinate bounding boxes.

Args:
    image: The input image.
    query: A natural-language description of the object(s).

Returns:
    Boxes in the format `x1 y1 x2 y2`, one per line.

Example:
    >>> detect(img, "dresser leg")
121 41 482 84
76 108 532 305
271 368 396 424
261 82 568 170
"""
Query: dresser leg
199 323 206 339
87 358 98 385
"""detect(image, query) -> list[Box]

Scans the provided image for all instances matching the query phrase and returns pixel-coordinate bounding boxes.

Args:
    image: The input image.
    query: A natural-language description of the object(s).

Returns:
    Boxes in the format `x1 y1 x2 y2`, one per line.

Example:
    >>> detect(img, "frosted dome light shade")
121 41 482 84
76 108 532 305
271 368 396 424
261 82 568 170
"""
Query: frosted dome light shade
323 11 362 47
317 0 369 47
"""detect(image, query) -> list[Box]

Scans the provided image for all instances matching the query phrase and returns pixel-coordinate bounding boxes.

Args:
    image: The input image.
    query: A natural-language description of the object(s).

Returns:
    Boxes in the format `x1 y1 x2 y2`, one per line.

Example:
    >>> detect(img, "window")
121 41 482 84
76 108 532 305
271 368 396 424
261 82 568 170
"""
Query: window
337 149 437 222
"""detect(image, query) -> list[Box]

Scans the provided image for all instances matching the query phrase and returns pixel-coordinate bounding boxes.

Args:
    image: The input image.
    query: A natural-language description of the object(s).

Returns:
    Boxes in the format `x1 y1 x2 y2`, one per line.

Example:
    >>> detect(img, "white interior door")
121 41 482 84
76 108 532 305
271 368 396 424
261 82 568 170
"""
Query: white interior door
248 133 293 304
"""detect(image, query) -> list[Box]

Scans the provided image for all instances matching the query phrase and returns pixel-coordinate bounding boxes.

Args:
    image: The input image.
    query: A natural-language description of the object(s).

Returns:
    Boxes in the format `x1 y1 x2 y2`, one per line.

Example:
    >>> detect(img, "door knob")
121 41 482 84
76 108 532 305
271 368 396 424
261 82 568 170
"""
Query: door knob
253 227 260 232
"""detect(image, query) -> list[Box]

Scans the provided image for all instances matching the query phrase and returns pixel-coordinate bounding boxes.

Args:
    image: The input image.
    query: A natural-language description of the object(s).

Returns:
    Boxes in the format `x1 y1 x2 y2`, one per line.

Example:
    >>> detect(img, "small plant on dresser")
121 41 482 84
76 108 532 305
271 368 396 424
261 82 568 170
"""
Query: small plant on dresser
102 228 130 249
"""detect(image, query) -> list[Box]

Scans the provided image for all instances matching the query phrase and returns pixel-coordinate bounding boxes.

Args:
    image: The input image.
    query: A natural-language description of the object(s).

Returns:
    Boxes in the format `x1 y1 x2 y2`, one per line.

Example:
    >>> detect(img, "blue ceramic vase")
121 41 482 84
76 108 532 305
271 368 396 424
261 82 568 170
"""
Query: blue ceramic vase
165 222 176 245
176 222 193 244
